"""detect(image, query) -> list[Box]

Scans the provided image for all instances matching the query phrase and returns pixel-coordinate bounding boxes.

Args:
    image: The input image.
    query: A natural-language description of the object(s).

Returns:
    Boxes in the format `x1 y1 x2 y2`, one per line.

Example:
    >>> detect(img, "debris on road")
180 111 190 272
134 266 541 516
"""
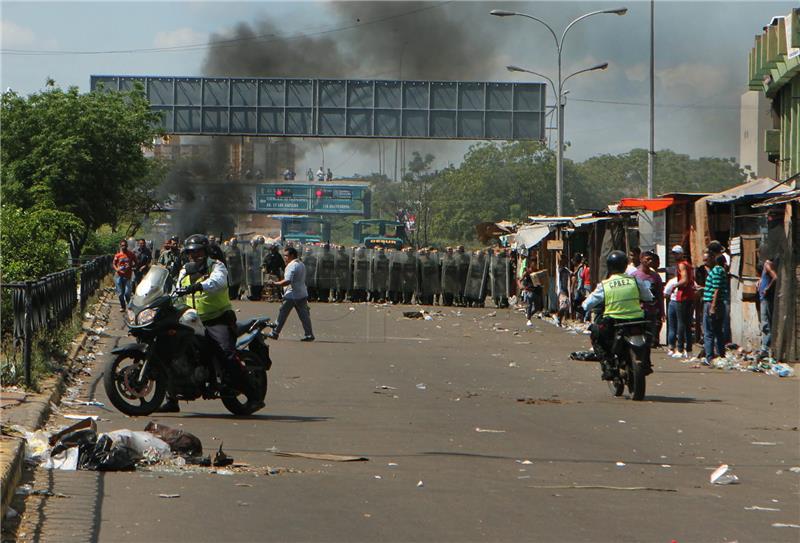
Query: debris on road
744 505 781 511
750 441 777 446
475 427 506 433
710 464 740 485
273 451 368 462
615 462 626 467
527 484 676 492
569 351 600 361
772 523 800 529
144 421 203 457
516 397 571 405
417 481 424 488
415 383 427 390
159 494 181 499
376 385 397 390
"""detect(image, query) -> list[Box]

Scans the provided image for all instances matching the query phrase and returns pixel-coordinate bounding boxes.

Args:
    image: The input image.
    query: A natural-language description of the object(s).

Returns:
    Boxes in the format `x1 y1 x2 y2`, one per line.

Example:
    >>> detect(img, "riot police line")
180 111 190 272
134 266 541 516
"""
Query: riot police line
222 241 515 308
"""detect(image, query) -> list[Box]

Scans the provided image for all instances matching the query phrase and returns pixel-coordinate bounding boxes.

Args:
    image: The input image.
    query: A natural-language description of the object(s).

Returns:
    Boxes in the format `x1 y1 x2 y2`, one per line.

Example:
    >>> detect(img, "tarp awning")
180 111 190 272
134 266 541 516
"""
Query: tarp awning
704 178 792 204
618 197 675 211
514 225 552 250
751 188 800 207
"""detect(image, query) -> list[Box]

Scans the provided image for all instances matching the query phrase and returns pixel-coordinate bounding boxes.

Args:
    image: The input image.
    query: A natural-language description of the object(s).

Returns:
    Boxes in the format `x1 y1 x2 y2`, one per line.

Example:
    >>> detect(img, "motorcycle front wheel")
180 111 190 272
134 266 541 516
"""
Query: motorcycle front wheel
221 352 268 416
103 354 166 416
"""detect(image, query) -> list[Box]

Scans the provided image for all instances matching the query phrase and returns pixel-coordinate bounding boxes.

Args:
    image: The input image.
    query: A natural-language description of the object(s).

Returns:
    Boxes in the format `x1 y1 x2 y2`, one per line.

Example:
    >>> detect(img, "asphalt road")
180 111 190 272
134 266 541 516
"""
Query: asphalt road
11 300 800 543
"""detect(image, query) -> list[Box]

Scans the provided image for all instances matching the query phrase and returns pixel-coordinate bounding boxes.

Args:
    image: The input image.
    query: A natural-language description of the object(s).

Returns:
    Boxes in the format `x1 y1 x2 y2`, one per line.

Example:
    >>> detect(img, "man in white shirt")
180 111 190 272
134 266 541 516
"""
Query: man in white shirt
267 246 315 341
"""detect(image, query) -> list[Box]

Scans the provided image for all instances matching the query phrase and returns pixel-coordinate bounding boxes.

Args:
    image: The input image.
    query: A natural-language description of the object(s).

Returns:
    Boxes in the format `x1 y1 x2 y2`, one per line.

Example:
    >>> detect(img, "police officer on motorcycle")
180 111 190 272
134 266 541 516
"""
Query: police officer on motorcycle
582 250 654 381
158 234 257 412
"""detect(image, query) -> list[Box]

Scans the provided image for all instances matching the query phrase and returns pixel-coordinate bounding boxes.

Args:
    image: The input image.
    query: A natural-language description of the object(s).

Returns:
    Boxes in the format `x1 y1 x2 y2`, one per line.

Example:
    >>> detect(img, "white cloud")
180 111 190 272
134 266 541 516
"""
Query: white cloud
1 20 37 48
153 28 208 49
657 62 730 98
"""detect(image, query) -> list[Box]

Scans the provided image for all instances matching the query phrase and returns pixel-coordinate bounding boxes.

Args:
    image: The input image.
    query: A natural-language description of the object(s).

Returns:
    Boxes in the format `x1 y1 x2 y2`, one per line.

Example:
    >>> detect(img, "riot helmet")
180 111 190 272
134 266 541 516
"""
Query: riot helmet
606 250 628 274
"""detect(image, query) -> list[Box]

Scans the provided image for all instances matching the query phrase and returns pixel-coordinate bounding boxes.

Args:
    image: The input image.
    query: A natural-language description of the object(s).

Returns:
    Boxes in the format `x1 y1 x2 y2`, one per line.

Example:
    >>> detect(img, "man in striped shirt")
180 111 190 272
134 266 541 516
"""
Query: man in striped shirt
702 253 728 364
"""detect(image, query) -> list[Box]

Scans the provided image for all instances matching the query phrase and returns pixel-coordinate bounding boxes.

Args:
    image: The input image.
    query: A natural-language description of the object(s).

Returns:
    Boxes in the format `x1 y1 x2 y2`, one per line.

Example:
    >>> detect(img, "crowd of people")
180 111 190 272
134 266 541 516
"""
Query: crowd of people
114 234 779 364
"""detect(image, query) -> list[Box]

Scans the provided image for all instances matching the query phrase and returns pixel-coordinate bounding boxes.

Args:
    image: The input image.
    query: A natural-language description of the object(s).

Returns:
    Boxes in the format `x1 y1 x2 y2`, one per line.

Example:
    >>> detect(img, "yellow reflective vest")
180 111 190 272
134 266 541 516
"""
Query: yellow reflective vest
179 259 232 322
602 274 644 320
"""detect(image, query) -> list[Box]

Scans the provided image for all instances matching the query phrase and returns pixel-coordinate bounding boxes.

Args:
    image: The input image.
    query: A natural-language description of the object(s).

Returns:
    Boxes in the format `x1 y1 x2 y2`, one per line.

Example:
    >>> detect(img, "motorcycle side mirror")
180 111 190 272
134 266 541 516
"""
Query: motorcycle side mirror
184 261 200 275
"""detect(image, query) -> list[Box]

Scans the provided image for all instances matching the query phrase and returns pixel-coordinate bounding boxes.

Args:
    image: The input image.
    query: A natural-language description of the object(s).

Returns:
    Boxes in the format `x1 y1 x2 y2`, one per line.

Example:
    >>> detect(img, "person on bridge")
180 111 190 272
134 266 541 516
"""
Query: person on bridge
267 246 315 342
582 250 654 381
159 234 255 413
316 167 325 181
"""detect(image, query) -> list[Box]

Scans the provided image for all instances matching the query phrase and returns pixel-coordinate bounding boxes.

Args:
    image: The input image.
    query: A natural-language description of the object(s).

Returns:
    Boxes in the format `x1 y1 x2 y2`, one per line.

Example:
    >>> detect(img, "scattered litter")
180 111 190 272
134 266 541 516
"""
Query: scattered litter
710 464 739 485
376 385 397 390
618 420 626 424
527 484 676 492
744 506 780 511
349 307 355 311
273 451 368 462
416 481 424 488
475 427 506 433
789 467 800 473
661 465 672 468
63 414 100 421
373 475 382 479
508 362 518 368
516 397 570 405
751 442 777 446
62 400 105 408
237 501 250 506
615 462 626 467
403 311 425 319
159 494 180 499
517 475 531 479
415 383 427 390
145 421 203 457
772 523 800 529
518 460 533 465
214 469 234 476
569 351 600 361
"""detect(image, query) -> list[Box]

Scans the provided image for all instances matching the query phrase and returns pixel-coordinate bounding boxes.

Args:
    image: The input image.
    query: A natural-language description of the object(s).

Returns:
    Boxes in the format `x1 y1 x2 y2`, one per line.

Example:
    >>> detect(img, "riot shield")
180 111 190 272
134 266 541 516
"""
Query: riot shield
441 252 460 300
388 250 406 295
401 251 419 296
301 245 318 290
455 252 470 301
245 244 263 287
464 252 489 302
370 249 390 294
224 246 244 286
316 246 336 291
418 252 441 297
490 252 511 300
334 247 352 293
352 247 371 292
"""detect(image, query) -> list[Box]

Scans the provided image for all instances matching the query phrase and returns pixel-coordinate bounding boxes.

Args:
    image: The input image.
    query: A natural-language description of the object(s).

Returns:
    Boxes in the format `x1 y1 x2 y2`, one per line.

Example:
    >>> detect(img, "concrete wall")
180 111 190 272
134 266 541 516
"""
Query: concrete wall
738 90 773 179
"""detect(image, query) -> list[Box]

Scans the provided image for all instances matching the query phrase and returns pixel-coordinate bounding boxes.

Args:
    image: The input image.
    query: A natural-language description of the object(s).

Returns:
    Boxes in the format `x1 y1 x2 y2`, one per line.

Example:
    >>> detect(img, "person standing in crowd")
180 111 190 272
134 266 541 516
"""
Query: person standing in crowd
113 240 137 312
627 250 664 345
157 237 182 290
671 245 695 359
521 269 536 327
664 275 679 355
578 255 593 322
703 253 729 365
263 243 286 301
626 247 641 275
306 168 314 181
693 250 712 351
316 167 325 181
326 168 333 181
555 254 571 327
758 247 778 357
267 246 315 342
707 240 732 344
132 238 152 288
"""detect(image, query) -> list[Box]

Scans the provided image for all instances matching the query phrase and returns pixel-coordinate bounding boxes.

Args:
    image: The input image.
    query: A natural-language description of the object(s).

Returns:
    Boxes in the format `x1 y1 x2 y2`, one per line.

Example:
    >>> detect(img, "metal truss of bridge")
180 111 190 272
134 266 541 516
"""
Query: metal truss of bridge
91 76 546 141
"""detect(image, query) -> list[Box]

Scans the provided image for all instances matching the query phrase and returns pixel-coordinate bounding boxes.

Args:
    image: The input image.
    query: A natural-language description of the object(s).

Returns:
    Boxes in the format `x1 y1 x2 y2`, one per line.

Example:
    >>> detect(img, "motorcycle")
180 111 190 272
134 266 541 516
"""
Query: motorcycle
607 320 652 401
104 265 274 416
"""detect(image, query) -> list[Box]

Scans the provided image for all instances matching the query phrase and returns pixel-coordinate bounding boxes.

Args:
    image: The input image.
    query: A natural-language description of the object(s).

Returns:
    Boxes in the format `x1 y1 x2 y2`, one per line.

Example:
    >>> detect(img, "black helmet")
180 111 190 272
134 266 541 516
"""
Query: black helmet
184 234 209 252
606 250 628 274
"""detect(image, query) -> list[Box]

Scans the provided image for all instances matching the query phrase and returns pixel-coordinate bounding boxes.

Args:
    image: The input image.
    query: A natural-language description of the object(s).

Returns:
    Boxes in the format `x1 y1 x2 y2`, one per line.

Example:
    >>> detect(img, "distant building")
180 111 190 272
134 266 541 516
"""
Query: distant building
748 8 800 181
738 90 773 179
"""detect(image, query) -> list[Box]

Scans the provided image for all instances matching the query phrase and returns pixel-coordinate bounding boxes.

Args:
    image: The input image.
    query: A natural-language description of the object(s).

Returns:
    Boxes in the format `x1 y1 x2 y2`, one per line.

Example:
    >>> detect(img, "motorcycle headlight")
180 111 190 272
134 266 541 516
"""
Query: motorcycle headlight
137 308 157 326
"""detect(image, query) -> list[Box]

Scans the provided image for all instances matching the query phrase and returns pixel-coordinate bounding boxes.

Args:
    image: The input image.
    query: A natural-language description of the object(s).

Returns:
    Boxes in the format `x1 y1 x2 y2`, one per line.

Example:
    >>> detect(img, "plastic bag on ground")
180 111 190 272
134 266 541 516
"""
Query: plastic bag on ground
105 430 171 460
42 447 80 470
144 421 203 457
82 434 138 471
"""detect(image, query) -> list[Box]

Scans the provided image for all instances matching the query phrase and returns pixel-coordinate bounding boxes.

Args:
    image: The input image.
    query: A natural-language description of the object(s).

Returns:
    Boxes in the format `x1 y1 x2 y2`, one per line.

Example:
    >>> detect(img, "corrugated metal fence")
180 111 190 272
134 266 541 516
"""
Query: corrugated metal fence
1 255 113 386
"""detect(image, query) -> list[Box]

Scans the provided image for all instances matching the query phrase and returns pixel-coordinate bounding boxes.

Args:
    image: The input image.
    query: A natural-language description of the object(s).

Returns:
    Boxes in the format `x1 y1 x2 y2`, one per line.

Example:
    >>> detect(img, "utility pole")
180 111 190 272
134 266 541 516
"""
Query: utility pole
647 0 655 198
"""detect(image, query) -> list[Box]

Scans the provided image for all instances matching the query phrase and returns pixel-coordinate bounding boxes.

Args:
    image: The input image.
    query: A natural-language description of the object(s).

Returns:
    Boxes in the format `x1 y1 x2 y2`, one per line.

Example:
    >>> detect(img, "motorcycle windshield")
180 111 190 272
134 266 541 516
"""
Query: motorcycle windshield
131 266 169 307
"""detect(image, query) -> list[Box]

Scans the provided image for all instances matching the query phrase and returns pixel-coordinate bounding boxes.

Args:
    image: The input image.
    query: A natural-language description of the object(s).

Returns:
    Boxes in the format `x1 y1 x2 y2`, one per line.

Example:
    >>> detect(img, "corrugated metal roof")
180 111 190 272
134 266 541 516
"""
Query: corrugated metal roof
705 178 792 204
751 188 800 207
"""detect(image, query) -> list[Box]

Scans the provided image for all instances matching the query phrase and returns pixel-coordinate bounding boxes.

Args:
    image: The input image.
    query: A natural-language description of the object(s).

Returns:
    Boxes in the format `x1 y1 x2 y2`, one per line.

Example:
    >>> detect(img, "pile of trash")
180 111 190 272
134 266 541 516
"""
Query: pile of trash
689 348 795 378
13 417 225 472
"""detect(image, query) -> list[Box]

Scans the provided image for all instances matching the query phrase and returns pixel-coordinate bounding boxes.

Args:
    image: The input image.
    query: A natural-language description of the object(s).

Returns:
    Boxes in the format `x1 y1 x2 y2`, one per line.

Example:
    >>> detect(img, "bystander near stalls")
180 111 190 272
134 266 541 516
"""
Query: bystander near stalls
757 247 777 357
113 240 137 313
702 253 729 365
627 250 664 346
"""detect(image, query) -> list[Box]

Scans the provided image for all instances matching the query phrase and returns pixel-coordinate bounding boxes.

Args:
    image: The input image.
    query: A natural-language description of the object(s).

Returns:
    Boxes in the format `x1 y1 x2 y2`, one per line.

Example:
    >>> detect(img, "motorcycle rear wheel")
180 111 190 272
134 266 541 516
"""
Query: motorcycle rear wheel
627 347 647 401
221 352 268 416
103 354 166 416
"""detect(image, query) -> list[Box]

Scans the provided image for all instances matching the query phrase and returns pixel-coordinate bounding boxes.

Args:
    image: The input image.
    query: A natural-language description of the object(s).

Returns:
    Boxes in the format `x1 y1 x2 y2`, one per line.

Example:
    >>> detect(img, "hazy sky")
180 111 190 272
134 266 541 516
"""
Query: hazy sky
1 1 791 177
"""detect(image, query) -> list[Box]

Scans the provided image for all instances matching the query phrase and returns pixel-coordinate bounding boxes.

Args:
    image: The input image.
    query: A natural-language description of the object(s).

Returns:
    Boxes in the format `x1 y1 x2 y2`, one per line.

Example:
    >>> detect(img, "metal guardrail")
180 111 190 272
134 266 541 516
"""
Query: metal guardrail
1 255 113 386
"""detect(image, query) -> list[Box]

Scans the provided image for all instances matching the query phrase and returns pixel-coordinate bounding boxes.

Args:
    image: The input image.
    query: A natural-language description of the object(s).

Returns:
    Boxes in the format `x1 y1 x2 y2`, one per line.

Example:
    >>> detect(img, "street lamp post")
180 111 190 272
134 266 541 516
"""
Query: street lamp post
492 7 627 216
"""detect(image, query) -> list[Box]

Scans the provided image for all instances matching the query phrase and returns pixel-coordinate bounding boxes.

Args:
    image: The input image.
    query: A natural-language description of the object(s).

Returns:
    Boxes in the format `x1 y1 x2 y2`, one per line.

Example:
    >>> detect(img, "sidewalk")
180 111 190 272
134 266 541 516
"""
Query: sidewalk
0 289 113 518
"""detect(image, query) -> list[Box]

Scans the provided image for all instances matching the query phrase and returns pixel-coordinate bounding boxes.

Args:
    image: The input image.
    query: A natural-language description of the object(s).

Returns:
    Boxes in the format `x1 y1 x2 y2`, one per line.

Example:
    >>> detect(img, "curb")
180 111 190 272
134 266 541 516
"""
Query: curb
0 288 112 516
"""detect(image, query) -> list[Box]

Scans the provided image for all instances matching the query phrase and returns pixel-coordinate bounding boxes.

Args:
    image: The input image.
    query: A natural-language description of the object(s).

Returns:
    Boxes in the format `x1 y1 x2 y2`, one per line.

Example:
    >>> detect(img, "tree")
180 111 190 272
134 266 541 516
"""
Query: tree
1 85 163 258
